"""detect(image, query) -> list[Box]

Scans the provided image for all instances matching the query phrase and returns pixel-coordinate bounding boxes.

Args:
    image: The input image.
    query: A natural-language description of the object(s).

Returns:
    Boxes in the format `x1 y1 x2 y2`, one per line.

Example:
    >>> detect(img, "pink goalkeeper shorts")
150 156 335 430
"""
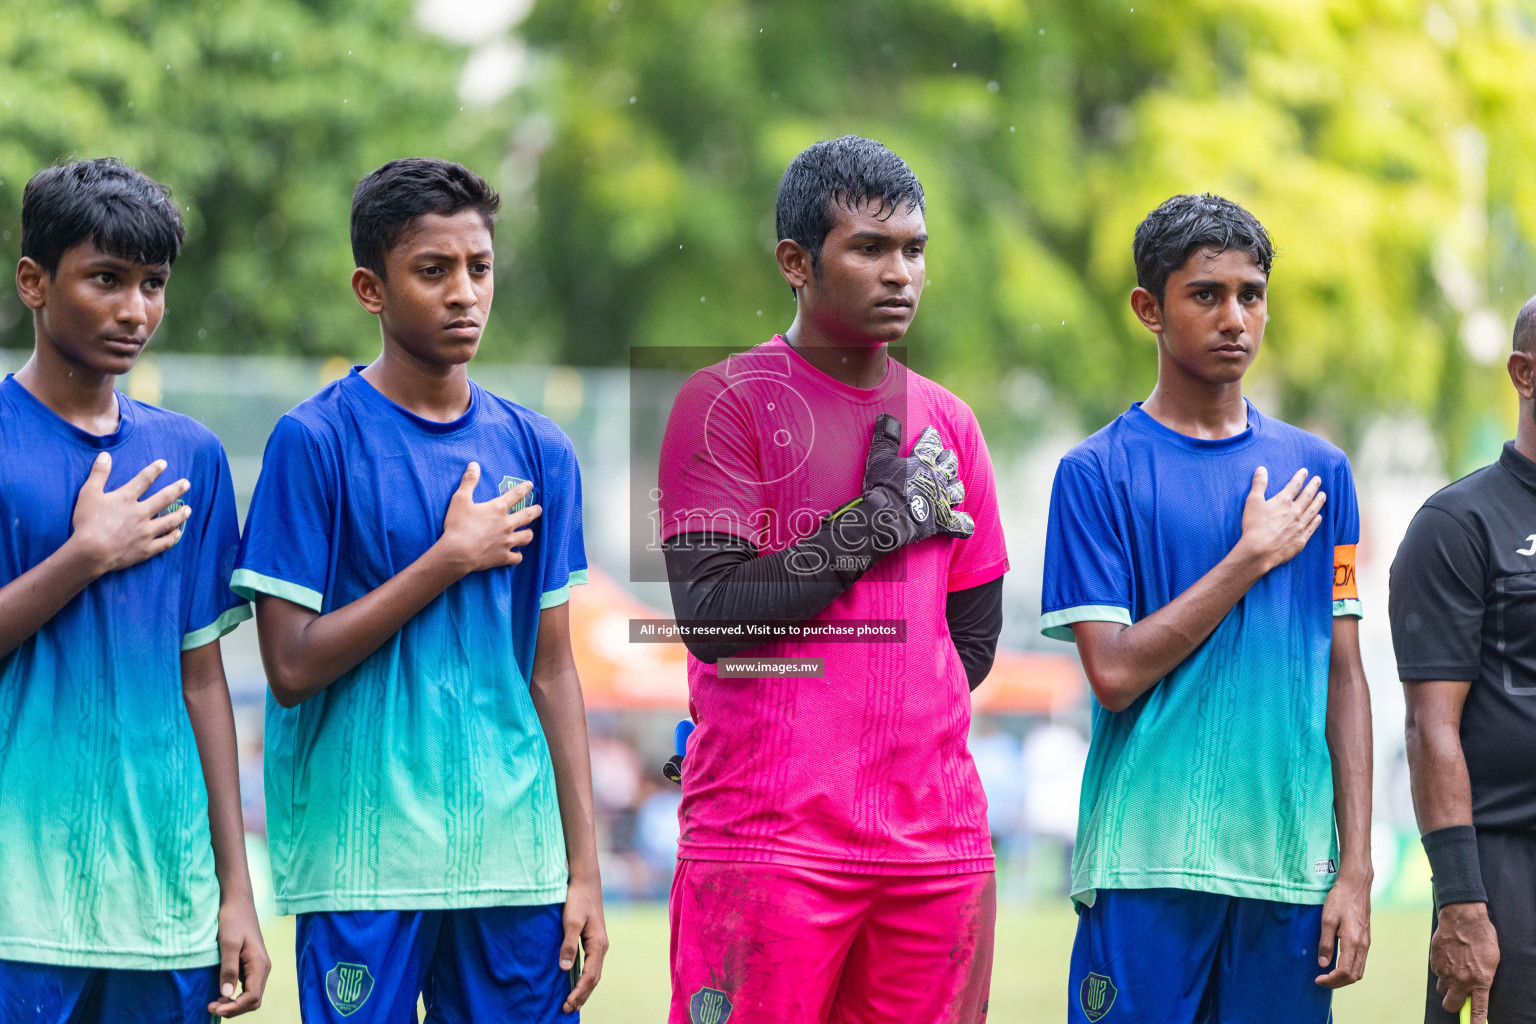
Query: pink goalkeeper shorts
668 859 995 1024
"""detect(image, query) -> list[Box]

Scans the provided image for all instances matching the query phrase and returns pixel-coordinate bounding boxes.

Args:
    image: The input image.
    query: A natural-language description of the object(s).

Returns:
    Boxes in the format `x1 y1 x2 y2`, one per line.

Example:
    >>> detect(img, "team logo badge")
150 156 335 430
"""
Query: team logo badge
154 498 186 547
1079 971 1117 1021
499 475 533 512
688 986 733 1024
909 493 930 523
325 962 374 1016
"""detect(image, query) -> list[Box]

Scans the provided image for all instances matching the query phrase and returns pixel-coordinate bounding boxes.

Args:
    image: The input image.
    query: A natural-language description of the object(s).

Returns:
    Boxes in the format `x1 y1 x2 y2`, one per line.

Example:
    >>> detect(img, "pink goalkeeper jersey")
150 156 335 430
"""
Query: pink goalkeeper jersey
658 337 1009 874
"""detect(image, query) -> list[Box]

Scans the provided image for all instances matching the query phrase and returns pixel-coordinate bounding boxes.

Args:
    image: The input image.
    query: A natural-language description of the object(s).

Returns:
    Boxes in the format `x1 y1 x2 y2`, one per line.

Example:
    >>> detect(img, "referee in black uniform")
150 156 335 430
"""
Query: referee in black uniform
1390 296 1536 1024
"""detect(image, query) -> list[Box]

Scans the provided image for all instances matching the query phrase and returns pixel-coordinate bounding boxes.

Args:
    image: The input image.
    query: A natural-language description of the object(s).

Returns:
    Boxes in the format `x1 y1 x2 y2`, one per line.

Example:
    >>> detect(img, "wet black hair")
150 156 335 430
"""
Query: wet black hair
350 158 500 278
1133 193 1275 304
775 135 925 271
21 158 185 277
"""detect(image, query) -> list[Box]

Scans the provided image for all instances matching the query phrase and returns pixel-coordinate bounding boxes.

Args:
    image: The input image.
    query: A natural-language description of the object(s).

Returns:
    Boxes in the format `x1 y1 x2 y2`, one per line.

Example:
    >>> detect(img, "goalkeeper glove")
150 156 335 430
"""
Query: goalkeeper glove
832 413 974 547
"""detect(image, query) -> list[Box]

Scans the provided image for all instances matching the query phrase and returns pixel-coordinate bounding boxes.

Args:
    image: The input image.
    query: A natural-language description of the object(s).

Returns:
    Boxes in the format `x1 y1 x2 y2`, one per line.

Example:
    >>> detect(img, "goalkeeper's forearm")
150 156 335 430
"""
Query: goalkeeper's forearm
663 516 897 662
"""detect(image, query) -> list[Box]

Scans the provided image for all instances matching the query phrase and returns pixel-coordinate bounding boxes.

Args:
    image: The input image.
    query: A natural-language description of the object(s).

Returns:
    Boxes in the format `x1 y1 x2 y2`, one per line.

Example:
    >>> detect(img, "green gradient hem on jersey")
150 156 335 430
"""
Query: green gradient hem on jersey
1070 870 1335 911
230 568 323 612
539 568 589 610
0 937 221 972
182 603 253 651
1041 604 1133 642
273 882 570 917
1333 598 1363 618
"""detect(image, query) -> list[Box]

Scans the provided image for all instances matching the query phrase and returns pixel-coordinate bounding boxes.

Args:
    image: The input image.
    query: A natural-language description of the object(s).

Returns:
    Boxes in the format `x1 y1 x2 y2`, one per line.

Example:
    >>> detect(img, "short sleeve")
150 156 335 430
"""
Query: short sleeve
537 430 589 609
231 416 335 612
1330 457 1363 618
181 442 252 650
1389 504 1487 682
657 370 766 547
946 410 1009 593
1040 455 1133 642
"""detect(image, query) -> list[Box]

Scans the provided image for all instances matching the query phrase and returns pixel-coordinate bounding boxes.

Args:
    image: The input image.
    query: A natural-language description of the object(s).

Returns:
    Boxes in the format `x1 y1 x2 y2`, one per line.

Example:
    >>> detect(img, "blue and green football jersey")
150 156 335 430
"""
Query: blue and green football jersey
1041 401 1361 908
232 368 587 915
0 375 250 968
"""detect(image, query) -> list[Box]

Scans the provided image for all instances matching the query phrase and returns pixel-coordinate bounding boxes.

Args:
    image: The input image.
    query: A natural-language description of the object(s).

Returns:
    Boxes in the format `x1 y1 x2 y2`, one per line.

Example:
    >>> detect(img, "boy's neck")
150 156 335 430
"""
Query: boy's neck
783 313 890 390
360 342 472 422
13 341 122 435
1141 359 1249 440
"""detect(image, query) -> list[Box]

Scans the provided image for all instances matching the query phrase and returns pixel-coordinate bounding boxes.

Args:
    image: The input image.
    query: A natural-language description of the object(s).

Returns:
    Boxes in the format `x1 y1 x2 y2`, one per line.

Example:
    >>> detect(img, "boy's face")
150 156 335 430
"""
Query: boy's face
15 242 169 376
355 209 494 366
1134 247 1268 385
792 197 927 347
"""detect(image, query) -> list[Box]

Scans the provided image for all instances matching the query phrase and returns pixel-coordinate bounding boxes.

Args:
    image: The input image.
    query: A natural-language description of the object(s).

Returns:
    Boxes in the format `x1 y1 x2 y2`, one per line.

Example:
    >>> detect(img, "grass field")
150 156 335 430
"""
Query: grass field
240 903 1431 1022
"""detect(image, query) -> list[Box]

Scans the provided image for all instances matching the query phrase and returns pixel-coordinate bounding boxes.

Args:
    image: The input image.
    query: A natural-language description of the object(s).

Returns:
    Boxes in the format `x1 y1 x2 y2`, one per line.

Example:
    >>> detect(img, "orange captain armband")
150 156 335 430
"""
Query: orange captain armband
1333 544 1358 601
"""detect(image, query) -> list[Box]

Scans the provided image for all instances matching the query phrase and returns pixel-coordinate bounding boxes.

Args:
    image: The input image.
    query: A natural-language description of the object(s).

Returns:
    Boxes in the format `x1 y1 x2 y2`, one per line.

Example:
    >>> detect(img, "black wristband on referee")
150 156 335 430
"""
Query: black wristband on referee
1422 825 1487 907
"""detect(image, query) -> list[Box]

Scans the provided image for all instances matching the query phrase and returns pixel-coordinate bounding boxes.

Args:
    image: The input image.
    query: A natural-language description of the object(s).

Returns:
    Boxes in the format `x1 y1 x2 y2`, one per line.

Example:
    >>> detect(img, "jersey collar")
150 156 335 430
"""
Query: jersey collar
344 366 479 435
1498 440 1536 496
1123 398 1261 451
1 374 135 450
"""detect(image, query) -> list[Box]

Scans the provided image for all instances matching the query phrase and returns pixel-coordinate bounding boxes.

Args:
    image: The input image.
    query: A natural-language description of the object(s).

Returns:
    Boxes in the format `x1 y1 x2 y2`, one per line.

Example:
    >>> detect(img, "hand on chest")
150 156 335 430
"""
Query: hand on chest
346 450 540 572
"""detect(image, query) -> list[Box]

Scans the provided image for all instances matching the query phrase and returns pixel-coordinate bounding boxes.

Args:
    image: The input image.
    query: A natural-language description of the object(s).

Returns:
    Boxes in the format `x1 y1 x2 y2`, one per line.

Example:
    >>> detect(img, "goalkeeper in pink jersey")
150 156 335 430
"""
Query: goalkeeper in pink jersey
656 136 1010 1024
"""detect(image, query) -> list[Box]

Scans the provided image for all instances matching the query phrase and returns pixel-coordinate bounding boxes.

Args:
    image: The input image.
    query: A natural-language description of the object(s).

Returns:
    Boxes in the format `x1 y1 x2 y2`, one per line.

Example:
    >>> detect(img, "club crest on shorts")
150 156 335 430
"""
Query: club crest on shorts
688 986 733 1024
909 492 930 523
499 475 532 512
1079 971 1117 1022
325 962 374 1016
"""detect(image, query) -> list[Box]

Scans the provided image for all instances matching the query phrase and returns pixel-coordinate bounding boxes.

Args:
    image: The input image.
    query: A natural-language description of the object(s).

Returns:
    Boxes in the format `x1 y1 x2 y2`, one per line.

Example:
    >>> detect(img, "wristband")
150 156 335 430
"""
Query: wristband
1422 825 1487 907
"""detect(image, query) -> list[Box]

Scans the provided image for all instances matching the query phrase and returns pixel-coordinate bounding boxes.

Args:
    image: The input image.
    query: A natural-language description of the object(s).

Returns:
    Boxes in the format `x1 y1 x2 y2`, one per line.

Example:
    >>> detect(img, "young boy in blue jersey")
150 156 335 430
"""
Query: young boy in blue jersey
232 158 606 1022
0 159 269 1020
1041 194 1373 1022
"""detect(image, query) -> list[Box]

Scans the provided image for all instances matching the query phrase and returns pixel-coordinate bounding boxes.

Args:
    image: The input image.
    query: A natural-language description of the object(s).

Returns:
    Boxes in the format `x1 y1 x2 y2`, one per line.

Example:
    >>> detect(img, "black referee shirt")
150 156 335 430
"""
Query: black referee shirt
1390 441 1536 830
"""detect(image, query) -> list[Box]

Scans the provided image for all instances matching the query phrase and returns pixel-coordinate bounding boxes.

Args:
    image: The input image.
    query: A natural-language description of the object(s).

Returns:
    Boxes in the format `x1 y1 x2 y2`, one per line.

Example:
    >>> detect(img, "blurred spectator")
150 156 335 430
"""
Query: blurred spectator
590 733 643 812
1023 719 1089 895
636 784 683 886
234 707 266 837
970 718 1027 843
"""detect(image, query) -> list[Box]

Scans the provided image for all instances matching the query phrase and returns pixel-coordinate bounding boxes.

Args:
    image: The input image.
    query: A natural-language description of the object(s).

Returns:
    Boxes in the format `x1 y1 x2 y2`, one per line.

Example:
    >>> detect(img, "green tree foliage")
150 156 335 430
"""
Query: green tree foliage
513 0 1536 462
6 1 1533 465
0 0 504 359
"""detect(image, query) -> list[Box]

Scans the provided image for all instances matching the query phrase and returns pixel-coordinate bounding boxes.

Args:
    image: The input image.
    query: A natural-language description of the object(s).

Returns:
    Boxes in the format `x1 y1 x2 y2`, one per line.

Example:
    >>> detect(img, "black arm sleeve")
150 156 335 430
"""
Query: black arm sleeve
663 525 885 662
946 576 1004 691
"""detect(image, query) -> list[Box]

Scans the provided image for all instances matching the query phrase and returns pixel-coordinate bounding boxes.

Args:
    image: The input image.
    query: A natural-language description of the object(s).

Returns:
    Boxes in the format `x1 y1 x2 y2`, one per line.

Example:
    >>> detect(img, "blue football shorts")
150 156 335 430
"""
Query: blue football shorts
1068 888 1334 1024
0 959 218 1024
296 904 578 1023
